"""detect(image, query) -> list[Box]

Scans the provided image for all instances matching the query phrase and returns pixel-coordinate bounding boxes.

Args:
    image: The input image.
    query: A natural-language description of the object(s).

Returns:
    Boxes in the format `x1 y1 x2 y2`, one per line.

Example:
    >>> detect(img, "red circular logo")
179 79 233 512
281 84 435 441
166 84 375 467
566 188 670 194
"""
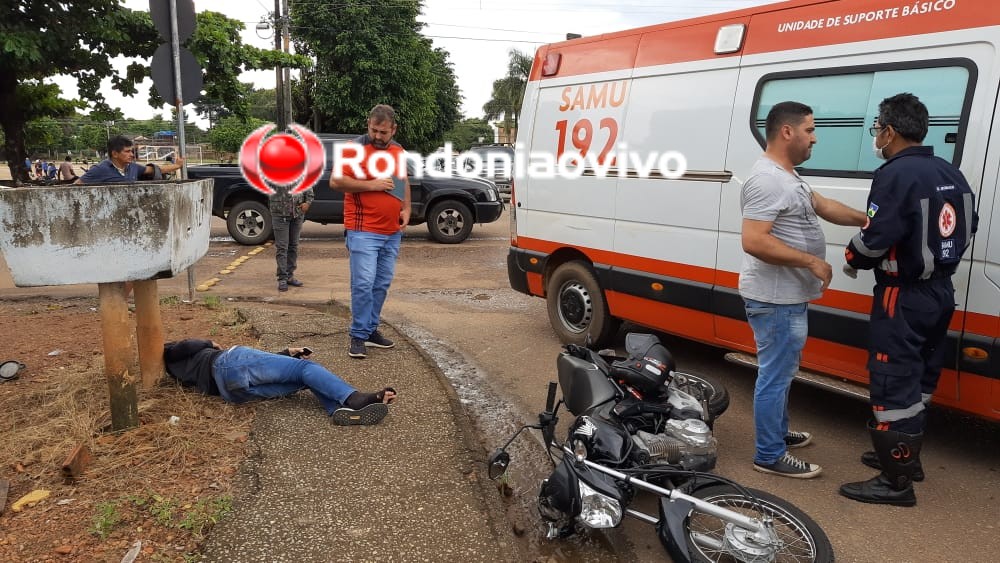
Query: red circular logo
239 124 326 195
259 134 307 184
939 203 957 237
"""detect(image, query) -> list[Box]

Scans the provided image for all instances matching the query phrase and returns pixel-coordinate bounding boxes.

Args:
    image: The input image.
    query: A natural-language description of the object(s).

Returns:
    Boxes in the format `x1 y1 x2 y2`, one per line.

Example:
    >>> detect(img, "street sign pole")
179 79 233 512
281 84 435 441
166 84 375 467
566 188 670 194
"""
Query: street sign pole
168 0 194 302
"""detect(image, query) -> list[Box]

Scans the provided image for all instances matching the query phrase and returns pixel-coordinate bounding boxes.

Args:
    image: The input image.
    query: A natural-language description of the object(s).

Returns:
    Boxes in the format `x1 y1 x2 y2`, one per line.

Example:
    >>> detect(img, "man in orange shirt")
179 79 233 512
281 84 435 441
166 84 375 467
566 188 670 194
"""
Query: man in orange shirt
330 104 412 358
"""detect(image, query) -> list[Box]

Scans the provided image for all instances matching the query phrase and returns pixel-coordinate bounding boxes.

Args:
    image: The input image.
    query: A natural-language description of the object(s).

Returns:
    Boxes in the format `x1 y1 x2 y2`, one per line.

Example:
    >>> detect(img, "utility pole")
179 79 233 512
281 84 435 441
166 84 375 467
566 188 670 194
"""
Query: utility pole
282 0 293 127
274 0 286 129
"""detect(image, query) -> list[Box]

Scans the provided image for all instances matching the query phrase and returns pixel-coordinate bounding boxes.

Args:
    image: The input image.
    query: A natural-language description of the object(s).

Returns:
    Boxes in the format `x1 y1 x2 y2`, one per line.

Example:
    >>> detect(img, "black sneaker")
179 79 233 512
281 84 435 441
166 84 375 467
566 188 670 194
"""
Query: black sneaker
287 278 304 287
784 430 812 449
365 330 395 349
348 337 367 358
278 280 288 292
331 403 388 426
754 453 822 479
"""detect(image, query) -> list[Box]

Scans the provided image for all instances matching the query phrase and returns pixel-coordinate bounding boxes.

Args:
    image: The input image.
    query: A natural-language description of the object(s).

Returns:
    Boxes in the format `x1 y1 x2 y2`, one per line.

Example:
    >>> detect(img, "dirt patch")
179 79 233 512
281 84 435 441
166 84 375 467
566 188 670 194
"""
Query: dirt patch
0 297 259 562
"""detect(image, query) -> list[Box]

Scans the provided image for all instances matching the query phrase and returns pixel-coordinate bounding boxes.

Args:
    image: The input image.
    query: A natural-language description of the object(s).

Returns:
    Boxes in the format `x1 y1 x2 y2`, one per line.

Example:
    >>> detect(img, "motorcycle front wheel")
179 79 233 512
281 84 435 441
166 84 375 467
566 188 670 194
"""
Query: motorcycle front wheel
685 484 834 563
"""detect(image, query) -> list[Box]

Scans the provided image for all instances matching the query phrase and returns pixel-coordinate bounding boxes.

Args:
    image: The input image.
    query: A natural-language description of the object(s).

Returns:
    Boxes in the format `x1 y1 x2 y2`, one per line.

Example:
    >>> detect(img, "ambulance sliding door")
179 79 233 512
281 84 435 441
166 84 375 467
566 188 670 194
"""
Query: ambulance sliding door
609 25 742 343
969 93 1000 414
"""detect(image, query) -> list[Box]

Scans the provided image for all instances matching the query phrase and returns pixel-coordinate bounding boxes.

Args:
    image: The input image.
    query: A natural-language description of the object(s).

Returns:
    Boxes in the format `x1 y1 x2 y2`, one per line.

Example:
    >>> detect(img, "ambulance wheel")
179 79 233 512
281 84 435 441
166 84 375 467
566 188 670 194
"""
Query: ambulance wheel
547 261 618 347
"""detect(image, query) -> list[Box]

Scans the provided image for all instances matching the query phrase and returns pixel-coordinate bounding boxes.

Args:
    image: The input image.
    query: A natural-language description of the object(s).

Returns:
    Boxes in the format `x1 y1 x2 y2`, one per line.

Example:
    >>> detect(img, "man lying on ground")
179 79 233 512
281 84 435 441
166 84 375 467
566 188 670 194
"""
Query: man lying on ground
164 339 395 425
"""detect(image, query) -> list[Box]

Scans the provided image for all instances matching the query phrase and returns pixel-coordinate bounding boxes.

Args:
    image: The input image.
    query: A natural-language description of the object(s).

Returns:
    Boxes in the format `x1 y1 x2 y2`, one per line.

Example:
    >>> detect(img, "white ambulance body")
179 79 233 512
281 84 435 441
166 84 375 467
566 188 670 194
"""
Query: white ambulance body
508 0 1000 421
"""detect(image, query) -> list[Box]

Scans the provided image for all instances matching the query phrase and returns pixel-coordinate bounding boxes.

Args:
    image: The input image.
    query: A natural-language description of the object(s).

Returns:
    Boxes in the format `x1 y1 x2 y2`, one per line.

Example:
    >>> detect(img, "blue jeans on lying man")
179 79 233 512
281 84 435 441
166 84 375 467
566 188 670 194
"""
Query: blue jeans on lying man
744 299 809 466
346 229 402 339
212 346 355 415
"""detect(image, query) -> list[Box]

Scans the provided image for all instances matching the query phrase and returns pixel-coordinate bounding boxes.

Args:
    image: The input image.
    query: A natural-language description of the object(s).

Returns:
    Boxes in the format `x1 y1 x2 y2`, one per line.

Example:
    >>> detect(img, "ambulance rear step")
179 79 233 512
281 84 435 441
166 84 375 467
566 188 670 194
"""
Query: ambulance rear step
724 352 870 401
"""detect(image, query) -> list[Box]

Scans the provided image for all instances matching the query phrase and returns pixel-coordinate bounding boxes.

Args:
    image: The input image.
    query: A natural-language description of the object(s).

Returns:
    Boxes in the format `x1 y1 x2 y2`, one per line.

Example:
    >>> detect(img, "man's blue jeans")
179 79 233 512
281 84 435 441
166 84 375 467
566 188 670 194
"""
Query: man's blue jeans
345 230 401 339
212 346 356 415
273 215 303 281
744 299 809 465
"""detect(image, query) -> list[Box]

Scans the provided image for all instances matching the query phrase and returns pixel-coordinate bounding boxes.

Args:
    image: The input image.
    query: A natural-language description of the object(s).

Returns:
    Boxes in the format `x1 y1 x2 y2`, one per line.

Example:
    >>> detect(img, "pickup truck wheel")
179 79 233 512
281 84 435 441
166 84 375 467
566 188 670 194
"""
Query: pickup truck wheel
427 200 473 244
546 261 619 346
227 200 272 245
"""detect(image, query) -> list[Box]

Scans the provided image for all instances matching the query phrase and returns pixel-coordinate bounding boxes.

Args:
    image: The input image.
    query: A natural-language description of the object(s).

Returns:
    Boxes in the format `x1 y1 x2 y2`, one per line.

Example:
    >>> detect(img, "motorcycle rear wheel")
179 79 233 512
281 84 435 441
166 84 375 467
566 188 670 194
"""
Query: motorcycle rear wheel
674 372 730 421
685 484 834 563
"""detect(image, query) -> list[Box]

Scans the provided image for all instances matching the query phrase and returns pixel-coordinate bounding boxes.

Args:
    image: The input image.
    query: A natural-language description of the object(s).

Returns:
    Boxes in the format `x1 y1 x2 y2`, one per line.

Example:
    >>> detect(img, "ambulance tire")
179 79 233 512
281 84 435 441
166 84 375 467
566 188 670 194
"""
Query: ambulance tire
547 261 619 347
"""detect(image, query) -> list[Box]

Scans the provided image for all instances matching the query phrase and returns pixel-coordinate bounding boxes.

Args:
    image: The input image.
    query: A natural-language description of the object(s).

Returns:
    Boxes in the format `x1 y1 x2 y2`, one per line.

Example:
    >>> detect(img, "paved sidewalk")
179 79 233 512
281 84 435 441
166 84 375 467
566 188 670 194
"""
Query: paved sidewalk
200 304 518 562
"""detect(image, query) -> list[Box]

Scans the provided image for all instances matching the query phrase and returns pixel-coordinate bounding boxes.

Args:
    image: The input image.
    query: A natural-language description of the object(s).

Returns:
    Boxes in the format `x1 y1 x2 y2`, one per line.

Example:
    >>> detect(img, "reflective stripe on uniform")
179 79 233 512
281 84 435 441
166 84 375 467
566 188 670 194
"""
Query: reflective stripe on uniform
922 392 933 405
873 401 925 422
850 231 887 257
919 199 934 280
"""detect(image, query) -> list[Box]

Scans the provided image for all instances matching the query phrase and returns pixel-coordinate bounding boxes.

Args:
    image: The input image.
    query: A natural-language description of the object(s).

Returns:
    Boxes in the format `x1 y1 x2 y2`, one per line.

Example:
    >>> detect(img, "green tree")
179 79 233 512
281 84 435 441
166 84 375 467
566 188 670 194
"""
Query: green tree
1 3 308 184
443 118 495 151
290 0 461 153
208 115 266 155
246 88 278 122
482 49 532 139
24 116 62 154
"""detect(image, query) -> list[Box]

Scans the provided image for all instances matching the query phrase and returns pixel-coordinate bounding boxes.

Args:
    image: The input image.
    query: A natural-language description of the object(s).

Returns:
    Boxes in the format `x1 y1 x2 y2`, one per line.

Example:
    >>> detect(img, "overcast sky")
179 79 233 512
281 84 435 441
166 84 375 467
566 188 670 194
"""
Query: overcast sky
55 0 776 130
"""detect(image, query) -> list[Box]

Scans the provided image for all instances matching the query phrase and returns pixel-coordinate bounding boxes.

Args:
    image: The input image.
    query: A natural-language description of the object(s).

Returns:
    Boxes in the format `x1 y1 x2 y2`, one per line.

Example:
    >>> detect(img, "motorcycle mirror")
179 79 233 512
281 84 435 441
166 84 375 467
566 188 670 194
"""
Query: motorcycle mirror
486 448 511 480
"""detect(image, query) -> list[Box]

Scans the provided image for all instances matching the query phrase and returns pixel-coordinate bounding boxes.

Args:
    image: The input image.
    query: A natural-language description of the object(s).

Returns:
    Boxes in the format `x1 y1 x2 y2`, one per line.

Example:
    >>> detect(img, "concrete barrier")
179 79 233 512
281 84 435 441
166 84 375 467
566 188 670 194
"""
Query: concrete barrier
0 180 213 286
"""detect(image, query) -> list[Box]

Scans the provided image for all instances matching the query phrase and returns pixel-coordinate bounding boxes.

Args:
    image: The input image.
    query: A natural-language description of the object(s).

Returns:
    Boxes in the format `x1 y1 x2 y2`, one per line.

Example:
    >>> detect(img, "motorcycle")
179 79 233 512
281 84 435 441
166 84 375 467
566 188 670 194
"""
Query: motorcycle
488 334 834 562
564 333 727 473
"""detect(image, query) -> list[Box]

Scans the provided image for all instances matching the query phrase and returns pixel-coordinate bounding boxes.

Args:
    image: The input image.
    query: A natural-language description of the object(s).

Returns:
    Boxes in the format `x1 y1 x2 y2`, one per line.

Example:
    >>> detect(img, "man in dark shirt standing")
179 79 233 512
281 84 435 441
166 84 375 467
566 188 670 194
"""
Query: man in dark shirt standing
77 136 184 184
840 93 978 507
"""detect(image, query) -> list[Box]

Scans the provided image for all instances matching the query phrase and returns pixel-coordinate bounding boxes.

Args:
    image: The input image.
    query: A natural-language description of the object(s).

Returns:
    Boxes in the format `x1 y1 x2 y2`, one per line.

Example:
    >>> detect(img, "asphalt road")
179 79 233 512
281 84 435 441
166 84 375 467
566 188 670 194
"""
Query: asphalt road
2 213 998 562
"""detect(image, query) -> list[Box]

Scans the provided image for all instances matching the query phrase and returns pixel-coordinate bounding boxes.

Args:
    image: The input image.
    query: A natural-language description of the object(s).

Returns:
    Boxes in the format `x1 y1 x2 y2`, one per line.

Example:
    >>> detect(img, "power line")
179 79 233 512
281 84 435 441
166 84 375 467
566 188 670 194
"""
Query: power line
285 23 551 43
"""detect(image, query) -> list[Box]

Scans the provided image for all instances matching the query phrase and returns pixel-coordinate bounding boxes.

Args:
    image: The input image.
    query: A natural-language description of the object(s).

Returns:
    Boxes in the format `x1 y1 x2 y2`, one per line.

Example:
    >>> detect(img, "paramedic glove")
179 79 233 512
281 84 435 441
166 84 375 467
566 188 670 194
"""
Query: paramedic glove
843 264 858 279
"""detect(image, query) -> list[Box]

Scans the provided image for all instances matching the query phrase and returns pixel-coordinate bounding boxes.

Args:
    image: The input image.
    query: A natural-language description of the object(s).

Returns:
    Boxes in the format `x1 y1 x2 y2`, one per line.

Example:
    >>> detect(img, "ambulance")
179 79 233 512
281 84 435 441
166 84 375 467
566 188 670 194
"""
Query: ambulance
507 0 1000 421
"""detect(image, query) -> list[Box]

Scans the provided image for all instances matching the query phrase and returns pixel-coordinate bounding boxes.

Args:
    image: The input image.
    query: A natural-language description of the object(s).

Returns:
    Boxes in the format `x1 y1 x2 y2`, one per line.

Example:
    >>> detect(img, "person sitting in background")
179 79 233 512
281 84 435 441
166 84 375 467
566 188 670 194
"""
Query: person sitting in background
164 338 396 425
58 156 79 183
77 135 184 184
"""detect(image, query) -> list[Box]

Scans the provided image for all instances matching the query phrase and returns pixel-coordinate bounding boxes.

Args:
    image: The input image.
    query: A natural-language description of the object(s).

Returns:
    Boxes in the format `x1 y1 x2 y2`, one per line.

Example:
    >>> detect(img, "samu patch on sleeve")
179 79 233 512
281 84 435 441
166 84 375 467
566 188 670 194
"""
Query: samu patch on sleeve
867 202 879 218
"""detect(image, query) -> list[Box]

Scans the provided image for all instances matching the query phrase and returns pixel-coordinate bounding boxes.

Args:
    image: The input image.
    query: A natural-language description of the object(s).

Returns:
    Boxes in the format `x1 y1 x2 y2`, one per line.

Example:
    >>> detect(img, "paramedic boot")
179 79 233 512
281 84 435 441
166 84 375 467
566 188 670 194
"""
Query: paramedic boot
839 425 921 507
860 449 924 481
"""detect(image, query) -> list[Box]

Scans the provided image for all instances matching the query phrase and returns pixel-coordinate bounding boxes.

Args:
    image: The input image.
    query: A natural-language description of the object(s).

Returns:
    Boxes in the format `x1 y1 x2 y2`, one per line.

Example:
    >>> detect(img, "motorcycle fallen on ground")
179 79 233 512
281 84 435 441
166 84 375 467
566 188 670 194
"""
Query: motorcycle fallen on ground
488 334 834 562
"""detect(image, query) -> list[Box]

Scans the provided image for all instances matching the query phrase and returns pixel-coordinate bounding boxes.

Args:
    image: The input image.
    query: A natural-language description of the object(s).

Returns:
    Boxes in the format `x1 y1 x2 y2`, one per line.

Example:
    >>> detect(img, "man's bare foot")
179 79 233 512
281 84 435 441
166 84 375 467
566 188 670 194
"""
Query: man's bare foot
378 387 397 404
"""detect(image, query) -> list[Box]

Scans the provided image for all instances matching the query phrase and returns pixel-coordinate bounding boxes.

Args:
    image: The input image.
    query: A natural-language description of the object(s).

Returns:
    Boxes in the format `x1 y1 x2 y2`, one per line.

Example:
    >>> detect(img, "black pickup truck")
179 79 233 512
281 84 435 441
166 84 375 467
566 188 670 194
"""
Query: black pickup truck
188 136 504 245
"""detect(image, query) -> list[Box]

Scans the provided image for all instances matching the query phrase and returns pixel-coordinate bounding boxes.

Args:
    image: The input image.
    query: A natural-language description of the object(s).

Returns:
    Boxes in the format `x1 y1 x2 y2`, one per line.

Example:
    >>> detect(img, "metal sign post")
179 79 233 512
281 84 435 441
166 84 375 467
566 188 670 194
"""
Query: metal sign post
168 0 194 303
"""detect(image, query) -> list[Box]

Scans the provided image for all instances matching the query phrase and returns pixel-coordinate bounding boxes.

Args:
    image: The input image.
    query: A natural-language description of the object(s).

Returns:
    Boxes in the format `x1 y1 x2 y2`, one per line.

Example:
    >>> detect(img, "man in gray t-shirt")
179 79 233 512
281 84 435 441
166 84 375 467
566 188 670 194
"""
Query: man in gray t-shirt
739 101 866 479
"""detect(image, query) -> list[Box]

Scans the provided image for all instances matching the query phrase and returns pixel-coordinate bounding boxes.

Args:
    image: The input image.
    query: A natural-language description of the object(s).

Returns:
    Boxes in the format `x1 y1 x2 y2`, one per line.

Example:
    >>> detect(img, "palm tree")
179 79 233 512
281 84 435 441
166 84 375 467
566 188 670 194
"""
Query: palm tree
483 49 533 143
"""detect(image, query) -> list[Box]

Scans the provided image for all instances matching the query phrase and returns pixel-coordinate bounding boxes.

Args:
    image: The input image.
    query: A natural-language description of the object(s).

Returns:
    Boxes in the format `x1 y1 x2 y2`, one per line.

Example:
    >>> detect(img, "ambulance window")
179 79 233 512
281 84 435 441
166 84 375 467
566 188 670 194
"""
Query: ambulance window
754 64 972 177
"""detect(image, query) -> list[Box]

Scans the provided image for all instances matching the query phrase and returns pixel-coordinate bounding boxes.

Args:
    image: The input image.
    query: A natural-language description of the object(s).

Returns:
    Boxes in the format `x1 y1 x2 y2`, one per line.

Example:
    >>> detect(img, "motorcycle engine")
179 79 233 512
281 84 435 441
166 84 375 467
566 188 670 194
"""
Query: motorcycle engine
631 418 717 472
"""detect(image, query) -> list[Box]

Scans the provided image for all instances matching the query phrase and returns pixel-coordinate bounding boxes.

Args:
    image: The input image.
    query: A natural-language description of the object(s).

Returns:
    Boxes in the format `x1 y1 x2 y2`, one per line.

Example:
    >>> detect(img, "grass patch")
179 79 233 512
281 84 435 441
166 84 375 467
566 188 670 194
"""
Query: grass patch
202 295 222 309
89 501 121 539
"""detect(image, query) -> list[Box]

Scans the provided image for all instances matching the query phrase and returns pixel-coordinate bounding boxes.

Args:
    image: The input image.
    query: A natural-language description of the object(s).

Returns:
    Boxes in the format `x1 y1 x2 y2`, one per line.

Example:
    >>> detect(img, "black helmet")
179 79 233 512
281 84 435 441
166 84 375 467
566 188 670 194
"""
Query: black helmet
610 333 675 395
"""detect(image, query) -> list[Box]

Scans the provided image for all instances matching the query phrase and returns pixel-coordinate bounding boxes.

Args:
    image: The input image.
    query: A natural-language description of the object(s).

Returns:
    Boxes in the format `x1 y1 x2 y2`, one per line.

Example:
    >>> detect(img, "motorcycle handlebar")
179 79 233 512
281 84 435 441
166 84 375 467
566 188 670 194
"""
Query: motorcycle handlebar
545 381 558 412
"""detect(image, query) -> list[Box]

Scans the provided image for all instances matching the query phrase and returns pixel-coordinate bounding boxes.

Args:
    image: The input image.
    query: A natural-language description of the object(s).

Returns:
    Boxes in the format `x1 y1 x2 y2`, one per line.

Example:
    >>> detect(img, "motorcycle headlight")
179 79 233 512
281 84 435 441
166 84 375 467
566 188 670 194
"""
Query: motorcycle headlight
577 480 622 529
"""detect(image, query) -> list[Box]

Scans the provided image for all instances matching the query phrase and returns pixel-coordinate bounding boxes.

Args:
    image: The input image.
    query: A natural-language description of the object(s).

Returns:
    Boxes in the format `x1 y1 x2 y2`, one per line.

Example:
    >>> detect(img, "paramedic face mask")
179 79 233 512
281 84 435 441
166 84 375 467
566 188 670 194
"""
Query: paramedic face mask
872 126 890 160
